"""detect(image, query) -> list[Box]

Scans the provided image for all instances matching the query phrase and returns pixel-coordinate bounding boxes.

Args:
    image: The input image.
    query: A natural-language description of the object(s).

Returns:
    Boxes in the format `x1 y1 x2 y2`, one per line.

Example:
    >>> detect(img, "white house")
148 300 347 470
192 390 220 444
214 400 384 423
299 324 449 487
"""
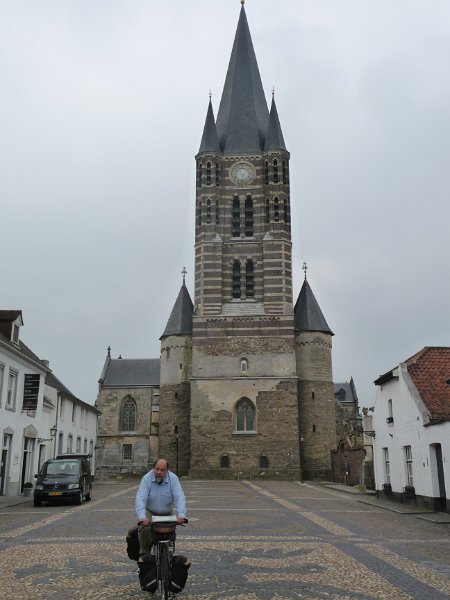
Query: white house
0 310 99 497
373 347 450 513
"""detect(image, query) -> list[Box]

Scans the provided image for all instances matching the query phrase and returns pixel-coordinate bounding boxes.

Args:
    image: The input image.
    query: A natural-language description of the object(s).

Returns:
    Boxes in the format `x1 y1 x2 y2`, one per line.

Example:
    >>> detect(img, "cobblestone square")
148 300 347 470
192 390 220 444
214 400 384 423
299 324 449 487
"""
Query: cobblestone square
0 481 449 599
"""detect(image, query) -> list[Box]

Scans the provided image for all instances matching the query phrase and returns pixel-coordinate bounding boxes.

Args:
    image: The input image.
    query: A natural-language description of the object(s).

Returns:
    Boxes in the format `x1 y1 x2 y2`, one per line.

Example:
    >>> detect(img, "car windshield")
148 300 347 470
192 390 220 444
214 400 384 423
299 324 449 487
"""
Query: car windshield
44 461 80 477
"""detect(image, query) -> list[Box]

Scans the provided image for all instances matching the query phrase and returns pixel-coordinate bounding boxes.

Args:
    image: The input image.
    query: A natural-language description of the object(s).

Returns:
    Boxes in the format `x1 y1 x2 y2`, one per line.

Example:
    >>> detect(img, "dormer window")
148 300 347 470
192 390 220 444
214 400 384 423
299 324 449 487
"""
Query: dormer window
12 324 19 344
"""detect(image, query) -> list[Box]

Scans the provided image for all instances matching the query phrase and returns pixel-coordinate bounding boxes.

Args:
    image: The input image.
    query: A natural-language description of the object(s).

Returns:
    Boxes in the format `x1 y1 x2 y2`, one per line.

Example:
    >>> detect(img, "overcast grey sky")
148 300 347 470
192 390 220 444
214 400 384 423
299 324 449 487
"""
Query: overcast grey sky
1 0 449 408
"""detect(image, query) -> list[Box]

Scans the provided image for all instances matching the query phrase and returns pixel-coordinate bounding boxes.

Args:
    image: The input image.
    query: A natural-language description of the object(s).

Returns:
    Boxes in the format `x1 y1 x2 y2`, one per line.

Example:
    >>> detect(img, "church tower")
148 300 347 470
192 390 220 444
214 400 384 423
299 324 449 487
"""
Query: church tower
190 4 300 478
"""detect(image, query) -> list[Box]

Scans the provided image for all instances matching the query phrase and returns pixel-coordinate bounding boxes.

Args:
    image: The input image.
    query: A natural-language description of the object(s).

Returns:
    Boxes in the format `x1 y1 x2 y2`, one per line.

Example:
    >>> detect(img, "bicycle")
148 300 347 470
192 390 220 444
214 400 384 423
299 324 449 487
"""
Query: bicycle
148 515 188 599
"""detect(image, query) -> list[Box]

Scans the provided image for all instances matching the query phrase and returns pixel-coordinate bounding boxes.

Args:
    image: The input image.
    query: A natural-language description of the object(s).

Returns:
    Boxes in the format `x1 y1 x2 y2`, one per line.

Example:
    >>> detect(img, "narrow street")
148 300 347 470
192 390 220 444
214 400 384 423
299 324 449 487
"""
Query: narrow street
0 480 449 599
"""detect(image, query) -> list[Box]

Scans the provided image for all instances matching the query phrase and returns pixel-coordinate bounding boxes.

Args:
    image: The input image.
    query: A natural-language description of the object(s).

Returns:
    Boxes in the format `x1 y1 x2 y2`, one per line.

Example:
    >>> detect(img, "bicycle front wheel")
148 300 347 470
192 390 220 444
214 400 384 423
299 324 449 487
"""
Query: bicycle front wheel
159 543 170 599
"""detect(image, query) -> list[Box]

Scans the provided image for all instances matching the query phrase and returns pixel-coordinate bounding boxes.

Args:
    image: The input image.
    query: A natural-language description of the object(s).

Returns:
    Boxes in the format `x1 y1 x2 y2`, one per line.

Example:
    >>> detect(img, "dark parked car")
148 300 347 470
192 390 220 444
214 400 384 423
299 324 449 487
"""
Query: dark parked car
33 454 92 507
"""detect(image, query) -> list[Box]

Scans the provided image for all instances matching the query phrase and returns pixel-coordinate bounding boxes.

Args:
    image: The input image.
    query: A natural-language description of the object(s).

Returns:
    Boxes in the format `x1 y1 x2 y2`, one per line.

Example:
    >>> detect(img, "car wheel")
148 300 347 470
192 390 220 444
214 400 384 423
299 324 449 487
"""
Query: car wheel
33 498 42 507
85 486 92 501
75 490 83 505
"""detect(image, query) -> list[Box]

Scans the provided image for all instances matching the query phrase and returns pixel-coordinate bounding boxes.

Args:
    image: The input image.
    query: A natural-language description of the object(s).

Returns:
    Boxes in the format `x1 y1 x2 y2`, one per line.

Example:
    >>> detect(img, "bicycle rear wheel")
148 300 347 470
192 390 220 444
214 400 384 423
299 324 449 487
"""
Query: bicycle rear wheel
158 543 170 599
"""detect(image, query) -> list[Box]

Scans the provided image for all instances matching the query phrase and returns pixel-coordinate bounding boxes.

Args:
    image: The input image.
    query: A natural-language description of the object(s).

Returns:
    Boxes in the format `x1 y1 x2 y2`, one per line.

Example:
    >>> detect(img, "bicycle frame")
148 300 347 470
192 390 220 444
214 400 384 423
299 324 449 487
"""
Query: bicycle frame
152 538 175 600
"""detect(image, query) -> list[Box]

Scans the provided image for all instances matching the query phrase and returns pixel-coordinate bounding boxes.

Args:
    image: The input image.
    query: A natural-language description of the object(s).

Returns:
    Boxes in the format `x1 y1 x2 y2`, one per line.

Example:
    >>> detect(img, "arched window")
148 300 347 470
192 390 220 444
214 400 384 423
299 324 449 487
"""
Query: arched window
245 195 253 237
67 434 73 453
274 197 279 222
206 162 211 186
246 260 254 299
121 396 137 432
220 454 230 468
265 198 270 224
240 358 249 373
260 454 269 468
282 160 288 184
215 162 220 186
283 197 290 223
264 161 269 185
206 199 212 224
197 201 202 227
58 432 63 455
273 159 279 184
232 260 241 299
197 163 202 188
215 201 220 225
236 398 255 432
232 196 240 237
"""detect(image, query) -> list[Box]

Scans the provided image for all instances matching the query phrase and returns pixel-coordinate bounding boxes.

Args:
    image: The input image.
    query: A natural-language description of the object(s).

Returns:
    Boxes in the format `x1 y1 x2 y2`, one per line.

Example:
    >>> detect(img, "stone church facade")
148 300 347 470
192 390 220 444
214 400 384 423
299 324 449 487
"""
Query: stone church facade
96 4 337 480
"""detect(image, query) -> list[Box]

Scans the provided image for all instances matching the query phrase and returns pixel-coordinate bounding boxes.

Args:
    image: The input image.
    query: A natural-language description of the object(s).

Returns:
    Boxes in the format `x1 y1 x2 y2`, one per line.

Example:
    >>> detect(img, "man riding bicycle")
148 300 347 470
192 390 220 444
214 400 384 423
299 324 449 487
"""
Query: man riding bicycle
135 458 186 558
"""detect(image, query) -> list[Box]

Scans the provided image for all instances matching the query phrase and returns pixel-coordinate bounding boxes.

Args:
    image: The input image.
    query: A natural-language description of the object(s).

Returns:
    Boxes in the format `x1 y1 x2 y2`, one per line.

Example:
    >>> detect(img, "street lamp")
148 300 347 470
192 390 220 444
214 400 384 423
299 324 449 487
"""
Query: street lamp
50 425 58 437
174 425 179 475
355 414 376 438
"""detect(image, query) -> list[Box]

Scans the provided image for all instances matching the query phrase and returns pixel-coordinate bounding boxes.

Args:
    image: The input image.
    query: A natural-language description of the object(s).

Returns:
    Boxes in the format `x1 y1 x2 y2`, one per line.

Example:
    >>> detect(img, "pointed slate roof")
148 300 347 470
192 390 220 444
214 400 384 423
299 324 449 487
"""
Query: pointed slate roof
294 279 333 335
215 5 269 154
198 99 220 154
101 358 161 387
264 96 287 151
160 283 194 339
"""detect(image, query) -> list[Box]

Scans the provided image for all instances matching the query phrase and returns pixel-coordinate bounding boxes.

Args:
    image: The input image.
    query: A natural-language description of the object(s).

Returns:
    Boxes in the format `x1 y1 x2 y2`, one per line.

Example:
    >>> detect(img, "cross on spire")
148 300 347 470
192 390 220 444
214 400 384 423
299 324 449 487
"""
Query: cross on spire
302 262 308 280
182 266 187 283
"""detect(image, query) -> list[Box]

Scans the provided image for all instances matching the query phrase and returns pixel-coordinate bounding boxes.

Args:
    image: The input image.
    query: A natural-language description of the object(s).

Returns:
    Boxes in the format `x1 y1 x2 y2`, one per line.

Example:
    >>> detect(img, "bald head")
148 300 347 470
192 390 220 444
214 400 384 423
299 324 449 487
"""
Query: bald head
154 458 169 481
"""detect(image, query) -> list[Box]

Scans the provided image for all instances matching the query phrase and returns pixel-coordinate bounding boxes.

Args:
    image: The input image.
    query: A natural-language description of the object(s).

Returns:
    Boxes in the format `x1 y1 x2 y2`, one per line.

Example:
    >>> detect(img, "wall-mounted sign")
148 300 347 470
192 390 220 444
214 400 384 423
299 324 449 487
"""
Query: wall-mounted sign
22 374 40 411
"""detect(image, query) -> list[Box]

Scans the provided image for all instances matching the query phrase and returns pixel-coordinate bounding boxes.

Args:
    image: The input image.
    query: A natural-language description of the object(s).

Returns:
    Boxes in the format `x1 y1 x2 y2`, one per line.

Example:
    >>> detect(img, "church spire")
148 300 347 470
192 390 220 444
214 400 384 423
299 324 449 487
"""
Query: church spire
264 94 287 152
198 96 220 154
215 4 269 154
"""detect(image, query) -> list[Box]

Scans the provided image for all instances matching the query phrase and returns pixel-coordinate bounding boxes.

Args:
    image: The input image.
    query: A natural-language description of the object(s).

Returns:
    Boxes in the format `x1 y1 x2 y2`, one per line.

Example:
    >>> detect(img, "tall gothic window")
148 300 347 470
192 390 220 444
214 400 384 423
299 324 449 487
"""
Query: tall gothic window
121 396 137 432
246 260 254 298
206 199 212 224
236 398 255 432
206 162 212 185
273 159 279 184
197 163 202 187
245 195 253 237
197 201 202 227
232 196 240 237
232 260 241 299
274 197 279 222
265 198 270 224
264 161 269 185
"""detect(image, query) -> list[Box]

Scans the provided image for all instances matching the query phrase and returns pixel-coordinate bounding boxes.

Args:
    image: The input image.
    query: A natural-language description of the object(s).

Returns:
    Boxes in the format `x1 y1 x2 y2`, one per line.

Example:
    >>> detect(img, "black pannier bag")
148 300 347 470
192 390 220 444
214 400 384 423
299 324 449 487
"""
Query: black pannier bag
139 554 158 593
126 526 140 561
169 555 191 593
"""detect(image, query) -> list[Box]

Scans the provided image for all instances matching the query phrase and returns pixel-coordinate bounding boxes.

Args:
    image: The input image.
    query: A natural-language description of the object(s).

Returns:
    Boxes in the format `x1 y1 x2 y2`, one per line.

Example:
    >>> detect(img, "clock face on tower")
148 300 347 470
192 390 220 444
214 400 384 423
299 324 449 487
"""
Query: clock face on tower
230 162 255 186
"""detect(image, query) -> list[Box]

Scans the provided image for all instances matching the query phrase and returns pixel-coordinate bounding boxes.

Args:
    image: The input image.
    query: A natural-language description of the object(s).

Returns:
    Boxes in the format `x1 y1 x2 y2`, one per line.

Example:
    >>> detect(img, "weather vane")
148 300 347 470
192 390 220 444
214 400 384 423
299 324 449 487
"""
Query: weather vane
302 262 308 280
182 266 187 283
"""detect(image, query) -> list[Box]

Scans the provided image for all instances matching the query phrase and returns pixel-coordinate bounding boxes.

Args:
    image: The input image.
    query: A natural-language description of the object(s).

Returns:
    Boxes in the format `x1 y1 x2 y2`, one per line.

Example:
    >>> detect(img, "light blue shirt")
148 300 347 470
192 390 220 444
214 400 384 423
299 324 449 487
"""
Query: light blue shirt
135 469 186 521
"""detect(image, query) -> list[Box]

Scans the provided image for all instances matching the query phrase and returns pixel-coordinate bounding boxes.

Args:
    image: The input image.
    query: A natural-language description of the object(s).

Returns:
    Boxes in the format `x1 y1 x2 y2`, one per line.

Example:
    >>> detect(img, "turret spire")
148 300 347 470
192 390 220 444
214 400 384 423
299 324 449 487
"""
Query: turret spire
294 278 333 335
198 97 220 154
264 94 287 151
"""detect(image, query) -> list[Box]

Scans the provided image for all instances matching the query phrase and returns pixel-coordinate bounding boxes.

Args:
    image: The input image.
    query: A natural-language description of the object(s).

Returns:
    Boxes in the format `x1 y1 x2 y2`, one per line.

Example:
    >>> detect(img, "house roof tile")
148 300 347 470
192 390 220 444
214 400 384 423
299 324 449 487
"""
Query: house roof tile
406 347 450 423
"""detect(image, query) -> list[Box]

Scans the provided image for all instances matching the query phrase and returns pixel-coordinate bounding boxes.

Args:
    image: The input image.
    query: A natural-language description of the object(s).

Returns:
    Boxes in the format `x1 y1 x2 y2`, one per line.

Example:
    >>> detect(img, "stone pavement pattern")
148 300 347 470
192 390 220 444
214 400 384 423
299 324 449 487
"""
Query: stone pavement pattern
0 480 449 599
